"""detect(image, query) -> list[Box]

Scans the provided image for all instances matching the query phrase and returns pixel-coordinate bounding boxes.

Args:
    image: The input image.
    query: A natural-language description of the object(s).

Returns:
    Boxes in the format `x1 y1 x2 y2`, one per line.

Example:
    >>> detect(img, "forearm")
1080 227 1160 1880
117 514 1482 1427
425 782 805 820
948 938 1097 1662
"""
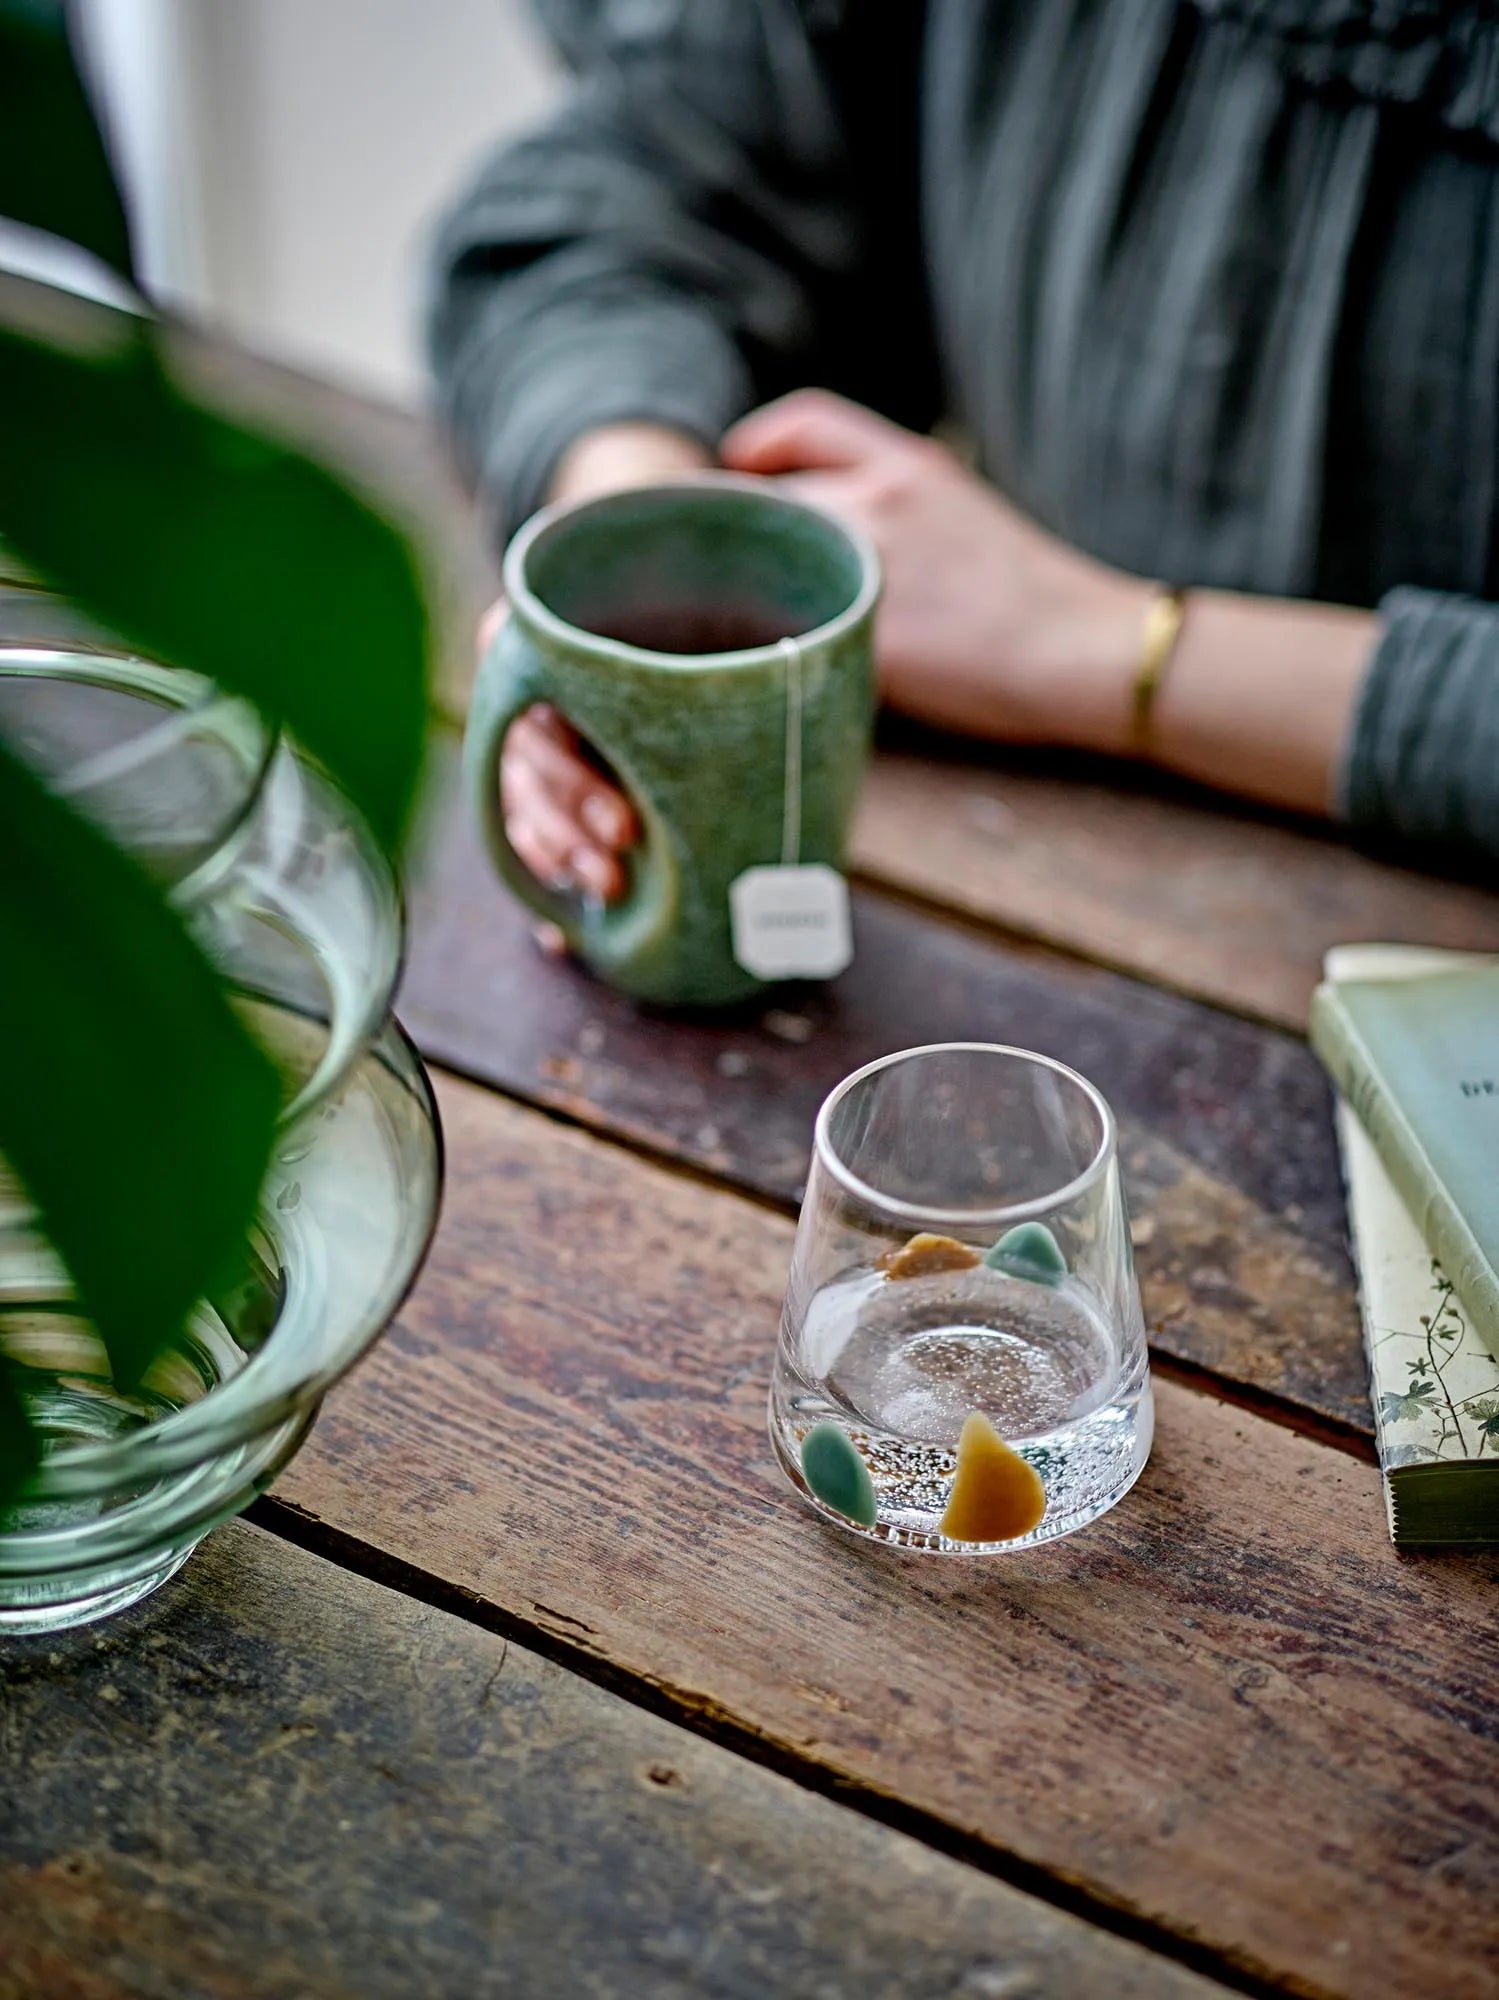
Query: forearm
718 396 1381 821
1149 585 1499 865
1141 591 1376 818
934 521 1376 821
548 423 713 505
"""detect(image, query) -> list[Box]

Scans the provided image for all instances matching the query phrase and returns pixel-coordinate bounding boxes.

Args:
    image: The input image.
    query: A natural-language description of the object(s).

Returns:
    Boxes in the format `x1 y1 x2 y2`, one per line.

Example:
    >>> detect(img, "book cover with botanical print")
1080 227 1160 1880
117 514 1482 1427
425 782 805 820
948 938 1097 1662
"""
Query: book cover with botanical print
1336 1099 1499 1545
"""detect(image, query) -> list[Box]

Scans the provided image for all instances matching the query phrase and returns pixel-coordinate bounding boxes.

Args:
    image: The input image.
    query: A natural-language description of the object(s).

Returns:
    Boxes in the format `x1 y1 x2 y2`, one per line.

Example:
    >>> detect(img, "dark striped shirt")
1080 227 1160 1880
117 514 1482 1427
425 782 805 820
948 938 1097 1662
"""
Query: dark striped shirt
428 0 1499 867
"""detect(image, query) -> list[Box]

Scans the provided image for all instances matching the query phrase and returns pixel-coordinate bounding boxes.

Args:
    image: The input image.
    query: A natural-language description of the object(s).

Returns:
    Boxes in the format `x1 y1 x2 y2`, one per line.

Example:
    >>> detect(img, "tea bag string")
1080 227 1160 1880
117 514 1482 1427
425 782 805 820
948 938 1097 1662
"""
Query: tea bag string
779 635 803 867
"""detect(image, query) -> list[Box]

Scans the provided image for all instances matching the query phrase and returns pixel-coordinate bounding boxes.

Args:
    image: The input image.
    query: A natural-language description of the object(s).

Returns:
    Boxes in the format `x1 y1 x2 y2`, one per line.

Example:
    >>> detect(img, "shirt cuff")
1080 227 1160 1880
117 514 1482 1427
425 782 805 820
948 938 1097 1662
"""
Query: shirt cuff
1337 585 1499 862
461 303 754 545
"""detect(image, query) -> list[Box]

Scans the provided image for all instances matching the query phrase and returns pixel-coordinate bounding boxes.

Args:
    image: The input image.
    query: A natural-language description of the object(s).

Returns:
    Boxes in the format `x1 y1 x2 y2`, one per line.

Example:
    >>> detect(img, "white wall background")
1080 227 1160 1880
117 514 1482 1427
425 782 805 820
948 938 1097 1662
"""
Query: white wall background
74 0 563 405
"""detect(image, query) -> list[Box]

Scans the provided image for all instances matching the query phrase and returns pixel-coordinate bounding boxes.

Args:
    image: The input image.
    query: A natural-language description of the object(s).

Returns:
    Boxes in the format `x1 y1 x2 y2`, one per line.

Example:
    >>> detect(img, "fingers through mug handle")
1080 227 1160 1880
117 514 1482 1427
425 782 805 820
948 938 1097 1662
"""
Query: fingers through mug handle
465 644 586 939
464 625 670 962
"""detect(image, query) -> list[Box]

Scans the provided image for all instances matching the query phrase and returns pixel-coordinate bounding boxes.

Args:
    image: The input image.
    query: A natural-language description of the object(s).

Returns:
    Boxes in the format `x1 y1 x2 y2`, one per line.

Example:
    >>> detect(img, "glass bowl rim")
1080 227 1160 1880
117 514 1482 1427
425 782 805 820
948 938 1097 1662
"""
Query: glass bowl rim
0 641 278 905
812 1040 1117 1228
2 645 406 1130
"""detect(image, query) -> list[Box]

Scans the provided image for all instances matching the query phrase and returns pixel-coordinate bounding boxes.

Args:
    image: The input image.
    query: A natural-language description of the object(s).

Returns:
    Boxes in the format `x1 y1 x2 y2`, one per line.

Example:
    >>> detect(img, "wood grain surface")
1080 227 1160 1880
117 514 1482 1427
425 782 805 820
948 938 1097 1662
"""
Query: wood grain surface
272 1072 1499 2000
853 742 1499 1032
2 1523 1234 2000
402 751 1370 1434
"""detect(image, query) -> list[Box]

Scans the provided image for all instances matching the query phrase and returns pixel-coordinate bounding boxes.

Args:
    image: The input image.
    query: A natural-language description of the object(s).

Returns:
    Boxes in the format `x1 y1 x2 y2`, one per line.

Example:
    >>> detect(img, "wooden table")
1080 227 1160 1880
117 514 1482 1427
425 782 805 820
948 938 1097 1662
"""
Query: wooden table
6 359 1499 2000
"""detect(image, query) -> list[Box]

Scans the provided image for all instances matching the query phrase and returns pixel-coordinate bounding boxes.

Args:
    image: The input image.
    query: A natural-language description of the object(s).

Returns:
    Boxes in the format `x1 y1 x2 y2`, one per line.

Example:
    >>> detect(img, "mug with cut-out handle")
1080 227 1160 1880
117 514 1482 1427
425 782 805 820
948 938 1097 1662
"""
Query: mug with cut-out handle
464 476 880 1008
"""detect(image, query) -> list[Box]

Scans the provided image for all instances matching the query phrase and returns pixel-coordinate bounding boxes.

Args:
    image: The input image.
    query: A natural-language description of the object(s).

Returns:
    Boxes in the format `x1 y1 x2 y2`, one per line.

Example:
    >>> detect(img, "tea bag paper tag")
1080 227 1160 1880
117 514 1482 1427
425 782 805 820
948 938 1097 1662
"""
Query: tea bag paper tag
730 863 853 979
728 633 854 979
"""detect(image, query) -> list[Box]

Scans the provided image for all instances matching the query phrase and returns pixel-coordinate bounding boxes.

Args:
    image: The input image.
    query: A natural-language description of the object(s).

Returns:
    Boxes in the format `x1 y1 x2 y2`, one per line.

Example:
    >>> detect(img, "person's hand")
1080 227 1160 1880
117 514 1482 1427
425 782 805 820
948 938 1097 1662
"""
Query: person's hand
721 390 1156 755
485 422 710 902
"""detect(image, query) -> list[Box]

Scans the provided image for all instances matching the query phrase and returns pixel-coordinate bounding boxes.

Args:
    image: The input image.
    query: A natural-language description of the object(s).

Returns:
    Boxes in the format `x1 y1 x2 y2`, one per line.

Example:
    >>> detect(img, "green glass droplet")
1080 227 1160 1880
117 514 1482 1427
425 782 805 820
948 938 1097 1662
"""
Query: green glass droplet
801 1423 877 1528
984 1221 1067 1286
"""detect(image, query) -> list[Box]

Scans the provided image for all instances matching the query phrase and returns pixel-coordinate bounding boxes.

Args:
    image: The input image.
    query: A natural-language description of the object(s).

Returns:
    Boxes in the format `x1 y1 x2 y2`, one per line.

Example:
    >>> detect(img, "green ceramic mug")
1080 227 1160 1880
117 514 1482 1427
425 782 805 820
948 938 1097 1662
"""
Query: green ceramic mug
464 477 881 1006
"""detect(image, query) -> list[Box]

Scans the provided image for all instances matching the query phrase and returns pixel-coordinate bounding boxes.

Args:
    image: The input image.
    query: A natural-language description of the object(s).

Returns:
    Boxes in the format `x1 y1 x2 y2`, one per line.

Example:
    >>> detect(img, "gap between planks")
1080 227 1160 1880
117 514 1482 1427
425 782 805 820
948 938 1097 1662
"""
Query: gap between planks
845 863 1306 1041
415 1047 1374 1469
260 1073 1495 1997
243 1488 1304 2000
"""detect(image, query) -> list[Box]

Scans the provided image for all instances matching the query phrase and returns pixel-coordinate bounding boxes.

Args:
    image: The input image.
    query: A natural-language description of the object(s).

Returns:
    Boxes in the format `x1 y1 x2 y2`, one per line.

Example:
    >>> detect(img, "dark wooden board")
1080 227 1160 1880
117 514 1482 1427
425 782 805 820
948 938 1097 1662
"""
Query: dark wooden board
274 1074 1499 2000
0 1521 1229 2000
401 749 1369 1434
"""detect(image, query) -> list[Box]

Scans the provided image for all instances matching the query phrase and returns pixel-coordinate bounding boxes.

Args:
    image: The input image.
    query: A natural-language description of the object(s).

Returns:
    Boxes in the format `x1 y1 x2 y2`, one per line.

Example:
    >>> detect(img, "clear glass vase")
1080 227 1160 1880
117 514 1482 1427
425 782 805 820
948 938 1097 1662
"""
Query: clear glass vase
0 639 442 1632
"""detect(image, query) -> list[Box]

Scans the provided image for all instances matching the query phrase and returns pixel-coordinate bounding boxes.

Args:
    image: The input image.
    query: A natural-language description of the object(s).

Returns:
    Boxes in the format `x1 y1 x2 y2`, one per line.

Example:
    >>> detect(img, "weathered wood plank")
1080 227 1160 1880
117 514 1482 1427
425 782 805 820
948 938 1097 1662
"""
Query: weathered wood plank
852 744 1499 1033
0 1523 1228 2000
165 327 1499 1035
402 753 1369 1434
272 1073 1499 2000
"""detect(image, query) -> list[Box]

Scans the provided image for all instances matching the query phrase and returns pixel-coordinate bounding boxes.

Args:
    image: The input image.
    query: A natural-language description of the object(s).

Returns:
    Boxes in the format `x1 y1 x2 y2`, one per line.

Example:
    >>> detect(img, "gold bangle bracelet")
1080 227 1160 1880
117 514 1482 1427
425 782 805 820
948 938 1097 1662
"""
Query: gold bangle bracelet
1130 586 1187 755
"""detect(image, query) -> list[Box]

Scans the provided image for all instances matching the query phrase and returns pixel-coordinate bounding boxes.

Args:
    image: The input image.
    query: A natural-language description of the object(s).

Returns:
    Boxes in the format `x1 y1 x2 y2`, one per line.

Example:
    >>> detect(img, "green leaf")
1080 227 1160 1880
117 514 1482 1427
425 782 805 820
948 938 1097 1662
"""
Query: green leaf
0 0 134 278
1380 1383 1439 1426
0 316 429 850
0 732 281 1407
0 1361 44 1496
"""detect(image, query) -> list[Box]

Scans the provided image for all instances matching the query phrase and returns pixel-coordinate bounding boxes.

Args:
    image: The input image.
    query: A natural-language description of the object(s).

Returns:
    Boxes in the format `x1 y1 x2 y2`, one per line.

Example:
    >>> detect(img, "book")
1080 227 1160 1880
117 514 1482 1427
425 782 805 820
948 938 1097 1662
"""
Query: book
1335 1099 1499 1543
1318 946 1499 1545
1310 945 1499 1340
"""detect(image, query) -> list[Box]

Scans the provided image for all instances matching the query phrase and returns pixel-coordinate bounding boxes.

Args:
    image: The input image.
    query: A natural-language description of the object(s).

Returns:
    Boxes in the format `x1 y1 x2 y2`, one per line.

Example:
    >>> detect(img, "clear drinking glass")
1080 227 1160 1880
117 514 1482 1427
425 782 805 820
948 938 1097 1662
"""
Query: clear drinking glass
769 1044 1153 1552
